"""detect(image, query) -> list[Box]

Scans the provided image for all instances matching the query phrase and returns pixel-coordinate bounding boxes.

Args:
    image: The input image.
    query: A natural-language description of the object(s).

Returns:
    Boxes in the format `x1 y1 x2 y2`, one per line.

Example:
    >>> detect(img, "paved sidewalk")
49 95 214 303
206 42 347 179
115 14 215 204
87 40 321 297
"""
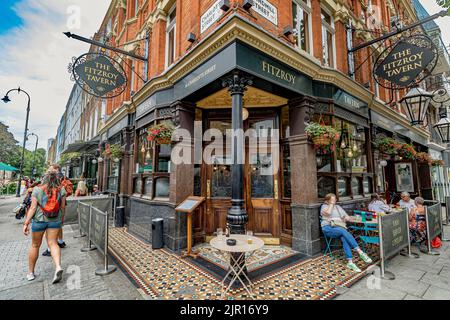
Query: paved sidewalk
335 225 450 300
0 197 143 300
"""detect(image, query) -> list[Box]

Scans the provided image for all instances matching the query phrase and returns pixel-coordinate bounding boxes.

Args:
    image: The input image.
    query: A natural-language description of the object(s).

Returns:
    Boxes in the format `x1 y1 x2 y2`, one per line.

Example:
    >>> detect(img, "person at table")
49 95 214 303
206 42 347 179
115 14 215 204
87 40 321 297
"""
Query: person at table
320 193 373 273
368 194 391 214
399 192 416 211
408 197 427 243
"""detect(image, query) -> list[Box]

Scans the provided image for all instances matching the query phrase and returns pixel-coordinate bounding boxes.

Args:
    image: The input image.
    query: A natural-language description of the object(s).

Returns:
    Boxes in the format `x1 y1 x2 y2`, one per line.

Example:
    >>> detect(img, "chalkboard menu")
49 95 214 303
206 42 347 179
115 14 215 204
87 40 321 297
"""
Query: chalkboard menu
380 209 409 259
426 203 442 240
79 202 91 236
175 196 205 213
90 207 106 255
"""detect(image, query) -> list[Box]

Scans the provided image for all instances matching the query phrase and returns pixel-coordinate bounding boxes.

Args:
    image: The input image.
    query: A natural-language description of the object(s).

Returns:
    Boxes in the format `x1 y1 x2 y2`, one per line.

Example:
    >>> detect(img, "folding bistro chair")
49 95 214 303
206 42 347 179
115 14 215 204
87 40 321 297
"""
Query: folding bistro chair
349 210 379 251
319 216 341 259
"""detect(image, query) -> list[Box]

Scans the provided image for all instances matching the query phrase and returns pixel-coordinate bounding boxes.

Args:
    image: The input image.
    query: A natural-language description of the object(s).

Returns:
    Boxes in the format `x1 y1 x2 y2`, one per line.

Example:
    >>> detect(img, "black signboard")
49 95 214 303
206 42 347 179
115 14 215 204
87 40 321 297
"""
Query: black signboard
90 207 107 255
79 202 90 236
71 53 127 99
373 35 438 89
380 209 409 259
426 203 442 240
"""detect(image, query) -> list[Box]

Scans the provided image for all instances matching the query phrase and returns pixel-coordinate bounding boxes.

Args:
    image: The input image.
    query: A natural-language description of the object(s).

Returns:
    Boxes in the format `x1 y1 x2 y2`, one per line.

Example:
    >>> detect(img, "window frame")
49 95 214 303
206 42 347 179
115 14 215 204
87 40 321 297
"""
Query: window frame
165 4 177 68
292 0 313 54
320 7 336 68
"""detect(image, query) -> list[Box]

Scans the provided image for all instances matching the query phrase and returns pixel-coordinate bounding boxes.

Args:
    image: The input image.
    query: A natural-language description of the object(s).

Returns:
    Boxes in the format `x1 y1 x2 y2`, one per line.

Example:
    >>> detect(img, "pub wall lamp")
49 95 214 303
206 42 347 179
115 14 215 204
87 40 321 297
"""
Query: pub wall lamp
243 0 253 10
187 32 196 43
220 0 230 11
400 86 433 126
283 26 293 37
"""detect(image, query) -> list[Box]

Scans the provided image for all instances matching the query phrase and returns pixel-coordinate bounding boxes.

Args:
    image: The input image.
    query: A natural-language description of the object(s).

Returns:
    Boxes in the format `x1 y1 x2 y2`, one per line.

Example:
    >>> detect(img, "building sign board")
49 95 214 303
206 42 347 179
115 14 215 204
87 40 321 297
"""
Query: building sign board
71 53 127 99
373 35 438 89
200 0 223 34
333 90 368 117
252 0 278 25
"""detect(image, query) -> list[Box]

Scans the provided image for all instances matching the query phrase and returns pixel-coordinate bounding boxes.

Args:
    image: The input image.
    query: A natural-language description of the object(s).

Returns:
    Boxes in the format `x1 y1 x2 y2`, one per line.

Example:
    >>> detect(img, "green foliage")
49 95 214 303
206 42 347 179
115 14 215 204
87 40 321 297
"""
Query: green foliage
436 0 450 13
103 144 124 159
0 122 20 167
59 152 81 165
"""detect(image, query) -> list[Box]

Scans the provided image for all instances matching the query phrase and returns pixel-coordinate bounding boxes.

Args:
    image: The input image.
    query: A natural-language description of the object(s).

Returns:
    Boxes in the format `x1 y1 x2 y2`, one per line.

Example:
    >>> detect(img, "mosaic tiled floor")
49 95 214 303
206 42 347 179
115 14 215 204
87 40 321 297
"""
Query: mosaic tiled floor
193 242 301 272
108 228 376 300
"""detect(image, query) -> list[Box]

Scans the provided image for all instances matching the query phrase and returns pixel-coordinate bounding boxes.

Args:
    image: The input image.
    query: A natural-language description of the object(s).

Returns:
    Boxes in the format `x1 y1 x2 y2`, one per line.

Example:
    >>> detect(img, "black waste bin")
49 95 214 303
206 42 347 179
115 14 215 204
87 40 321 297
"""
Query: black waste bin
152 218 164 249
115 206 125 227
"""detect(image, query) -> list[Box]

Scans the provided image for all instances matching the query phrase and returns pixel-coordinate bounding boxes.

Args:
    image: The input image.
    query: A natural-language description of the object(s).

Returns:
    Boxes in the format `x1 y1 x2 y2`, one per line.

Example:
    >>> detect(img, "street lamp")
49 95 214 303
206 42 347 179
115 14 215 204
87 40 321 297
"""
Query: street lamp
432 85 450 144
2 87 31 197
400 86 433 126
27 133 39 178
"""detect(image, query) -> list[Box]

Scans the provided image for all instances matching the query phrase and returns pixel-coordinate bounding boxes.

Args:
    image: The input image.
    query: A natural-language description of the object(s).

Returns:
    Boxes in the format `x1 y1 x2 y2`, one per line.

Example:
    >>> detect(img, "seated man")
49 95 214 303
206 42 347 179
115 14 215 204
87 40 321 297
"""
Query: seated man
91 185 102 196
399 192 416 211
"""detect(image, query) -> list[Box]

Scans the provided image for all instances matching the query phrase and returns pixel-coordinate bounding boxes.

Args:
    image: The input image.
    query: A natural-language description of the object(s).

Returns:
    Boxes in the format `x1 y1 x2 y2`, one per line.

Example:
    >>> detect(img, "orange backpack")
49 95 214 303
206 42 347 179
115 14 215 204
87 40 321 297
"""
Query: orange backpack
61 178 73 197
39 186 62 218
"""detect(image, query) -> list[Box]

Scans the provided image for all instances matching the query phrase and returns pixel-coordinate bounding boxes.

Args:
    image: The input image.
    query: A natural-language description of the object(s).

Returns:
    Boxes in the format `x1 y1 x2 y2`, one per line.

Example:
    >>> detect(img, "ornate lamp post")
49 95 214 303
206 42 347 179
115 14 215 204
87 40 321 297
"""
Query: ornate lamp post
400 86 433 126
1 88 31 197
432 85 450 144
27 133 39 179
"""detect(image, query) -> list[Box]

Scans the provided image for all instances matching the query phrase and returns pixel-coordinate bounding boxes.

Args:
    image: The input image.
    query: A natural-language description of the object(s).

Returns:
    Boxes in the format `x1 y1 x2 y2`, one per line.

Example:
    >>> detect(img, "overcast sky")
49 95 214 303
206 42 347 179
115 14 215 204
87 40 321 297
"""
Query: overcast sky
0 0 110 151
0 0 449 153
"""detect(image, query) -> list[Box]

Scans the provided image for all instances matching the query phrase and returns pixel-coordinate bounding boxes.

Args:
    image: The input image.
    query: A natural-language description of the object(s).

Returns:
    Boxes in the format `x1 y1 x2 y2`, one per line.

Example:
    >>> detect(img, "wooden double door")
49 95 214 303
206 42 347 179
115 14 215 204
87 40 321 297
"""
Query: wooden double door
201 110 281 240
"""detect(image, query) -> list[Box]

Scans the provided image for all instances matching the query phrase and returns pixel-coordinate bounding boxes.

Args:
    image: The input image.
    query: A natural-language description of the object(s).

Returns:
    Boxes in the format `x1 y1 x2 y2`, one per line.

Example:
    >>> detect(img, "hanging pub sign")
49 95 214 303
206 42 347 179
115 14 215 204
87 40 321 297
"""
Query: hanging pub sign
69 52 127 99
373 34 438 90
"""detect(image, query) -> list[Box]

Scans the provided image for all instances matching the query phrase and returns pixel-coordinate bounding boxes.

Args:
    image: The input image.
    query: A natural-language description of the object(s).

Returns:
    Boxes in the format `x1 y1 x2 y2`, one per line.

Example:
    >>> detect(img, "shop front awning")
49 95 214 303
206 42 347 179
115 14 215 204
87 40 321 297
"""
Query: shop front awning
0 162 18 172
61 138 100 154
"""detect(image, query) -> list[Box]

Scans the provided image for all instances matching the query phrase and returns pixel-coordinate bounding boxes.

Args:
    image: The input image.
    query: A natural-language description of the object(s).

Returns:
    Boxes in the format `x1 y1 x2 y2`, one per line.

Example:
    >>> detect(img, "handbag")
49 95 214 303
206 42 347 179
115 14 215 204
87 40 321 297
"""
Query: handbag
330 219 348 229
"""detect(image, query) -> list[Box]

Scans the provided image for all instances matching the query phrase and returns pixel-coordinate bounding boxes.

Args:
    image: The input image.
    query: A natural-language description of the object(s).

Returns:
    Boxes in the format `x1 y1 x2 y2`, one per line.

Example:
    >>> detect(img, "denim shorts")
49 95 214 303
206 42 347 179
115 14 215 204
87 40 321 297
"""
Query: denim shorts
31 220 62 233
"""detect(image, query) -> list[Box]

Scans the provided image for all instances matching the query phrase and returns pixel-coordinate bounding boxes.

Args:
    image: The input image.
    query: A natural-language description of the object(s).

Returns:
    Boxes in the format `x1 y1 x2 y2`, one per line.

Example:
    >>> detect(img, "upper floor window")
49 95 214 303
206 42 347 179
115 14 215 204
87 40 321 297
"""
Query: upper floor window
292 0 312 53
166 5 176 67
134 0 139 17
321 8 335 67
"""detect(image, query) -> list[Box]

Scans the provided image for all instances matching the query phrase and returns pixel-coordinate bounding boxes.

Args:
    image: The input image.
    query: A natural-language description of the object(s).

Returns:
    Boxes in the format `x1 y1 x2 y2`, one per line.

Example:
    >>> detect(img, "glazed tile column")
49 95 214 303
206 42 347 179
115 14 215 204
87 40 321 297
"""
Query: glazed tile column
119 126 134 212
222 71 252 235
169 101 195 251
288 96 321 256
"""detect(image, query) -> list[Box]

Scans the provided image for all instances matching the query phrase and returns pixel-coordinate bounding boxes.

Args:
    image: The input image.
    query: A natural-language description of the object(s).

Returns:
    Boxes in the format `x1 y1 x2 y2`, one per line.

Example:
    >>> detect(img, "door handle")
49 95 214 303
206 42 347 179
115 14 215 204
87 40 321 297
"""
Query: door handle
207 179 211 199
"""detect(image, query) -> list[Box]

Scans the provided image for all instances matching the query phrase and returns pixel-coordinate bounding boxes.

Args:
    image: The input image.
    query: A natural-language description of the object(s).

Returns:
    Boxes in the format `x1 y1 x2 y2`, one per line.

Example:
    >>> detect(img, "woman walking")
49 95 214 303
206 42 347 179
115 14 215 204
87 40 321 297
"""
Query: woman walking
320 193 373 272
23 170 67 284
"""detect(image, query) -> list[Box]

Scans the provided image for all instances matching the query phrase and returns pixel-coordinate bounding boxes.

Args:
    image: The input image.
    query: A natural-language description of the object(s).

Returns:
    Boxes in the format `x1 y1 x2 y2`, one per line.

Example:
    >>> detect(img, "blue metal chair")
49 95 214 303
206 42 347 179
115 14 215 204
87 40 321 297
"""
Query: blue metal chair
349 210 379 251
410 214 427 253
319 216 341 259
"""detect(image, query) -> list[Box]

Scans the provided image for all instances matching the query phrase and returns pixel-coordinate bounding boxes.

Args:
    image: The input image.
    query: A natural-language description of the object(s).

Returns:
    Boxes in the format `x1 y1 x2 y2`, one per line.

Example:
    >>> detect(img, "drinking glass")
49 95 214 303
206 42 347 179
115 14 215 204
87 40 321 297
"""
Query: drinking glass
217 228 223 240
246 230 253 244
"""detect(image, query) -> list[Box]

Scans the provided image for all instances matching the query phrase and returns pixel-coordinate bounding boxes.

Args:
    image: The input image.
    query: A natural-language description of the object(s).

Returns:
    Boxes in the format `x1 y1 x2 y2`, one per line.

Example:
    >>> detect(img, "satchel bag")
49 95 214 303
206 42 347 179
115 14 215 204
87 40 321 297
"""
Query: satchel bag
330 219 348 229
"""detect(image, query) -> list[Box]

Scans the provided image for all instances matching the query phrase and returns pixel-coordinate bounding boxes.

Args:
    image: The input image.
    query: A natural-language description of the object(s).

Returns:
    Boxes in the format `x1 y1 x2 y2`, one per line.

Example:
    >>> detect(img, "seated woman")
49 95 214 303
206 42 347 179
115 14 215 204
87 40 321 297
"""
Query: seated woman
399 192 416 211
408 197 426 244
368 194 391 214
321 193 373 272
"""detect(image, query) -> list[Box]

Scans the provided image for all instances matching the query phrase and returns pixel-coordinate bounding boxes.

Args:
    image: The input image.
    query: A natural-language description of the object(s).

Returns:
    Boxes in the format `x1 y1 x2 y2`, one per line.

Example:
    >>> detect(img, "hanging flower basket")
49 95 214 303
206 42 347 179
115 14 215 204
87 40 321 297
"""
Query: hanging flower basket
305 122 340 153
431 160 445 167
397 143 417 160
415 152 432 165
374 137 401 157
147 122 175 145
102 144 124 159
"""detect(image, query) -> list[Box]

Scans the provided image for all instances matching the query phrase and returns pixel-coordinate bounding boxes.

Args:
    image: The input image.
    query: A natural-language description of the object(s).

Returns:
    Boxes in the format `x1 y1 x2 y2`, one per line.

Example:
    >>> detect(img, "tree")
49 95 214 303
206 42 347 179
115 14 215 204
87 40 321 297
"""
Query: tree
437 0 450 13
0 122 20 166
22 148 47 178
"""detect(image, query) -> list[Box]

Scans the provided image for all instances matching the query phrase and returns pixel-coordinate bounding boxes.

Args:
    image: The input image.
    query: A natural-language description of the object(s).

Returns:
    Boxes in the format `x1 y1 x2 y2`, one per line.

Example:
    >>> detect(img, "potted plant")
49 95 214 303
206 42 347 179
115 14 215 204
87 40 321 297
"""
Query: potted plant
374 137 400 157
305 122 340 151
147 122 175 145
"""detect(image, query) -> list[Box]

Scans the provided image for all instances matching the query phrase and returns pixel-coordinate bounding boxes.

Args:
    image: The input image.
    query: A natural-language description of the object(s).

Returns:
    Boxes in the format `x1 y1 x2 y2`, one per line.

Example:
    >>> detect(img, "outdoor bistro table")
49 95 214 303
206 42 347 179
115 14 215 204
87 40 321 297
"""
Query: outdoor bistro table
210 234 264 299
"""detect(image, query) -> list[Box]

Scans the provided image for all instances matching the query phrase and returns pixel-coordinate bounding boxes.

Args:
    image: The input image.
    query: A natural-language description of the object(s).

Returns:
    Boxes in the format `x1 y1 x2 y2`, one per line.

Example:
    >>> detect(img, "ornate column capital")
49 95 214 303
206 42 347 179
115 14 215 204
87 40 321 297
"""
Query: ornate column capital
222 71 253 95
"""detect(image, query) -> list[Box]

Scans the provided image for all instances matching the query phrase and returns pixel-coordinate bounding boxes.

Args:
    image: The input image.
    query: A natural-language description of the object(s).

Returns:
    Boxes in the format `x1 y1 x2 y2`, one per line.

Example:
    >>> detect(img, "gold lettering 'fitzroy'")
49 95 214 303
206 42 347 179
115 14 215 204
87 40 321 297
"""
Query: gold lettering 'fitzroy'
261 61 296 85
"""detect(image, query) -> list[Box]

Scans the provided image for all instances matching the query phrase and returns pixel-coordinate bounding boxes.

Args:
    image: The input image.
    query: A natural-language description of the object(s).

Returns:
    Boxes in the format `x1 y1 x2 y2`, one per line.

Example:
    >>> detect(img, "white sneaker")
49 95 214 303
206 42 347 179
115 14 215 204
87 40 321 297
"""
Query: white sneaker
26 273 35 281
52 268 63 284
347 262 362 273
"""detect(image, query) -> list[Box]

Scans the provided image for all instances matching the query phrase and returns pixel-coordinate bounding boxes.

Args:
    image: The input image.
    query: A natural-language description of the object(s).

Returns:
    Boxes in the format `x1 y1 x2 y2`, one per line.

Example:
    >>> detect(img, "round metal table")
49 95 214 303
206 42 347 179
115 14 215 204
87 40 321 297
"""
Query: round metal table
210 234 264 299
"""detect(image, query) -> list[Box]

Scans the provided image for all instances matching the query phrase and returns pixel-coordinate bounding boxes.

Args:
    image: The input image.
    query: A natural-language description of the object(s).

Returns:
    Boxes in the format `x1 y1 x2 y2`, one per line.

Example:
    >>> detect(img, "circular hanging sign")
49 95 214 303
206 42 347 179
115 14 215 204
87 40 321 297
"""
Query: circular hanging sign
373 34 438 90
69 52 127 99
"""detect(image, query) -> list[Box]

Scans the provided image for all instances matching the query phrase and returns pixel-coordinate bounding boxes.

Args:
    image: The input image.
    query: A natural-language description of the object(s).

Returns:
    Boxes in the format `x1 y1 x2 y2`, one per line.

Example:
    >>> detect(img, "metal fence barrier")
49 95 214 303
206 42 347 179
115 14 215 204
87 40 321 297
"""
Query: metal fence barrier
78 201 116 276
378 208 415 280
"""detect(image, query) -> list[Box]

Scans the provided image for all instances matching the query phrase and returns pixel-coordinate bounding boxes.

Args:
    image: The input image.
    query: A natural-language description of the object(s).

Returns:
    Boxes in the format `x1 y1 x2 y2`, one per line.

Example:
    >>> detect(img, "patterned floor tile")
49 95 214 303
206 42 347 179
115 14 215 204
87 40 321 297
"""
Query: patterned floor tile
108 228 377 300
